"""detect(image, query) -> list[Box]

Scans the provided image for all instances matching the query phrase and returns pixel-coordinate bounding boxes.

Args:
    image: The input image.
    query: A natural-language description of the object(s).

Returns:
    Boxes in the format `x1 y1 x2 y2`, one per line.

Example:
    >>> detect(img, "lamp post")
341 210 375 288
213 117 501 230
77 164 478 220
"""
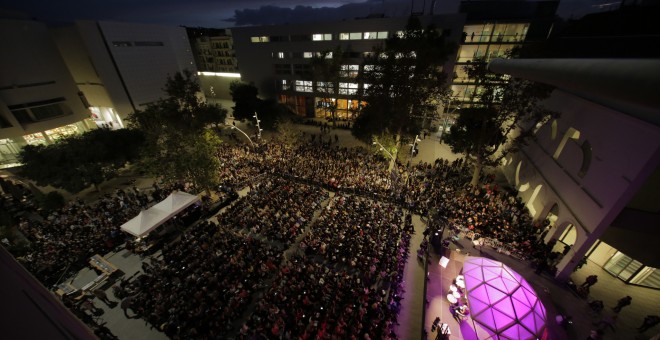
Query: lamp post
373 140 396 163
409 134 421 168
253 112 263 140
439 98 460 141
373 140 402 197
228 124 255 148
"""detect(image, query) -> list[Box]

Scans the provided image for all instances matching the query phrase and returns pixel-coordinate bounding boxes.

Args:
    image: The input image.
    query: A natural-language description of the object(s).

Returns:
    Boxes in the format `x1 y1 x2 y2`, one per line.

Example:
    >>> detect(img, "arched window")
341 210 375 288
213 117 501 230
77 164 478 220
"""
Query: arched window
578 140 592 178
526 184 542 217
553 127 580 160
551 120 558 140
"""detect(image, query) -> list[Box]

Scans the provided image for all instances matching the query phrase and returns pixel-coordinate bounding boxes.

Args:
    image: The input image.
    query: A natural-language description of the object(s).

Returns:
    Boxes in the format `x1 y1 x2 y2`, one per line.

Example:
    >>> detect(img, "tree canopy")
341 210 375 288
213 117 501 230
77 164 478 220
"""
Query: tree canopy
230 80 293 131
353 16 455 144
229 80 260 122
19 128 145 193
443 57 556 186
310 47 346 127
128 70 227 194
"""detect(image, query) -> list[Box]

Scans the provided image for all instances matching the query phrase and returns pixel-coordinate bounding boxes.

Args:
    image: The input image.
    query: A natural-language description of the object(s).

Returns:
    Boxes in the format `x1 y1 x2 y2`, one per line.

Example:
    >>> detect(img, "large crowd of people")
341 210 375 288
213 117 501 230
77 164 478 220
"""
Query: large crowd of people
1 124 585 338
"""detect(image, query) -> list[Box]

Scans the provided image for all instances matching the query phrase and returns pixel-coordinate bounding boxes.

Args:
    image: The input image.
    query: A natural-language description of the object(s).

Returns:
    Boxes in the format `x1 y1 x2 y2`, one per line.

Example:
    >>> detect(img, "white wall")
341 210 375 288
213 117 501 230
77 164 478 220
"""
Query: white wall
0 19 90 139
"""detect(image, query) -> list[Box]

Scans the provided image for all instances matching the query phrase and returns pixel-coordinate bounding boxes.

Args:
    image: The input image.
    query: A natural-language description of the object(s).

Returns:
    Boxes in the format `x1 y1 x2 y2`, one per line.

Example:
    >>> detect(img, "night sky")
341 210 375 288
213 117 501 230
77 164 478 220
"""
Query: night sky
0 0 611 28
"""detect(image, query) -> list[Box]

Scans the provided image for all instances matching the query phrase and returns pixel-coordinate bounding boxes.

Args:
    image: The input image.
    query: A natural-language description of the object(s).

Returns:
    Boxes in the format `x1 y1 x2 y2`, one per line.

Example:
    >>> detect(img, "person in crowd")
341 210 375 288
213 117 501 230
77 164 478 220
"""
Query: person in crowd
638 315 660 333
613 296 632 313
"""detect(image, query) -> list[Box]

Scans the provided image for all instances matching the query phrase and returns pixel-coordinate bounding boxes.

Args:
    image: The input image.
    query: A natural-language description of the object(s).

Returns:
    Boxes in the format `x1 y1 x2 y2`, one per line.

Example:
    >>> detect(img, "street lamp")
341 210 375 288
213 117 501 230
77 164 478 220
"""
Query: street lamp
253 112 263 140
228 124 255 148
439 98 460 140
408 134 422 168
373 140 396 162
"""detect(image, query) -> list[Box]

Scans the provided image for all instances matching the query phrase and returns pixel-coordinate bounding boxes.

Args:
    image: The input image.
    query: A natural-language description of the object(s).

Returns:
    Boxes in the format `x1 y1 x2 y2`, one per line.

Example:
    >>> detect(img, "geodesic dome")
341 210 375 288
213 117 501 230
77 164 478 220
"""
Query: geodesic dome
462 257 547 339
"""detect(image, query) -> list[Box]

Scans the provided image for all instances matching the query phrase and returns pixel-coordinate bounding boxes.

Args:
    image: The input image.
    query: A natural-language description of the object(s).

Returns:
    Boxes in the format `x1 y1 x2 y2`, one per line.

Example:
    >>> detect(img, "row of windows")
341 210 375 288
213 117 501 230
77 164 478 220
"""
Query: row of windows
273 64 363 78
112 41 165 47
251 31 392 43
281 80 363 95
272 51 374 60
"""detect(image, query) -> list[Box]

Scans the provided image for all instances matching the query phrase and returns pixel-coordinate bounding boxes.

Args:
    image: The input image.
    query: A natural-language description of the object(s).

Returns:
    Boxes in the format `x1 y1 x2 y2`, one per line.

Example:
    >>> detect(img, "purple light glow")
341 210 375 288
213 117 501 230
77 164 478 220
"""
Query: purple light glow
463 258 546 340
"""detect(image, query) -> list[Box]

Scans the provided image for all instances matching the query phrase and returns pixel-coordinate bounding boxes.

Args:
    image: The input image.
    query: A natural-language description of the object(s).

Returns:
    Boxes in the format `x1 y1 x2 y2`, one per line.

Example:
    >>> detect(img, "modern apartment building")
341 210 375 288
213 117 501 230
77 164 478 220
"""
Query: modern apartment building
187 27 240 103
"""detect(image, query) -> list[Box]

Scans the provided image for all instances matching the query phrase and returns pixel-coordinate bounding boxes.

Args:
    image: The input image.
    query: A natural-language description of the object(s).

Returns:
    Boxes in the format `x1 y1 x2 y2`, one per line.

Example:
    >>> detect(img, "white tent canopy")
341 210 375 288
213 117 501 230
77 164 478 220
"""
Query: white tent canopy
120 191 200 237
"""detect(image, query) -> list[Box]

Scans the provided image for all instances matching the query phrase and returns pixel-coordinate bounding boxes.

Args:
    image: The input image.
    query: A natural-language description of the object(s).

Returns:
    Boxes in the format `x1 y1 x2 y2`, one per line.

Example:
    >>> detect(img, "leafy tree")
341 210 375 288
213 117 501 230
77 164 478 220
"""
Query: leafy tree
353 16 455 167
229 81 260 121
18 128 145 193
310 47 345 127
443 57 556 186
128 70 227 194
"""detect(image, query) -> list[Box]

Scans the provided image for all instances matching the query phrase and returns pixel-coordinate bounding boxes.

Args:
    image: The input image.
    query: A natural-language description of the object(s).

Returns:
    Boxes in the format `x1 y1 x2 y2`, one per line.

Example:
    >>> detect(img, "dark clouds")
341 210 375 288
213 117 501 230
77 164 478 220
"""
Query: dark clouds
0 0 604 28
230 2 394 26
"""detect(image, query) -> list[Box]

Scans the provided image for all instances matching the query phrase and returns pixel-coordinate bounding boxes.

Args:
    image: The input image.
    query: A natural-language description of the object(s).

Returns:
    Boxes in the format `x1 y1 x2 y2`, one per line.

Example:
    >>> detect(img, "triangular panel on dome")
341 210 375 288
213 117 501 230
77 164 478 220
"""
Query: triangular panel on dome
483 266 503 281
522 286 539 308
520 310 540 335
484 284 509 305
464 273 484 291
487 277 510 294
501 266 521 283
478 309 498 332
511 296 533 320
471 284 492 305
502 276 522 292
500 323 525 340
511 285 533 308
493 297 516 320
468 297 491 316
492 305 516 331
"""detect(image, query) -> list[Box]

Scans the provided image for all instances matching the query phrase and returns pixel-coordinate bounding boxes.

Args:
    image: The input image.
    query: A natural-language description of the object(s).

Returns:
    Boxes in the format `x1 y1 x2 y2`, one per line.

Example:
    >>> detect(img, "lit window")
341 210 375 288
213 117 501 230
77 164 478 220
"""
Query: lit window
312 33 332 41
250 36 270 43
277 52 285 59
340 65 359 78
303 52 313 58
377 31 388 39
340 33 350 40
325 52 333 59
281 80 290 91
316 82 334 93
339 82 358 95
349 32 361 40
295 80 313 92
364 32 378 39
395 31 405 38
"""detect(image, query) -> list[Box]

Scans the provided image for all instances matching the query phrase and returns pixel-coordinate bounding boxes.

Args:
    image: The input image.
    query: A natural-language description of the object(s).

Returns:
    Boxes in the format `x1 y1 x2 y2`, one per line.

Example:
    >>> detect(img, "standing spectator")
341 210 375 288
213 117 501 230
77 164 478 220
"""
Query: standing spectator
581 275 598 288
593 314 618 333
638 315 660 333
613 296 632 313
93 288 115 306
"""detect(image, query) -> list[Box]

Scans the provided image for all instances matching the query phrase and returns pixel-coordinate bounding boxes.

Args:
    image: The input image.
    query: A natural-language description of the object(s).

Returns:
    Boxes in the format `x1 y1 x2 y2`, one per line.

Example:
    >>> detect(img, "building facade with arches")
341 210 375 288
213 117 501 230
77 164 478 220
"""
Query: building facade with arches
492 59 660 287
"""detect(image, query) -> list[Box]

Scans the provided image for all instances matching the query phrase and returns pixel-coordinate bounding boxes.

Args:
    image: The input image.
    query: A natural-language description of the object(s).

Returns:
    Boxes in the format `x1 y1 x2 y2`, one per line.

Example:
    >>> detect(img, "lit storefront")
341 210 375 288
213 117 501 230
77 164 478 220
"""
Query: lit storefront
90 107 124 129
586 240 660 289
314 98 366 120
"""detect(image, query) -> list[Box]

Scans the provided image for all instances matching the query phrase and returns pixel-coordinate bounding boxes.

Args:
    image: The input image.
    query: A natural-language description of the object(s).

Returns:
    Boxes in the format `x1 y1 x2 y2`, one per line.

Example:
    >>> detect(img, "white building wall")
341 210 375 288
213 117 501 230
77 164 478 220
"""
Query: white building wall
0 19 90 139
97 21 197 109
502 89 660 278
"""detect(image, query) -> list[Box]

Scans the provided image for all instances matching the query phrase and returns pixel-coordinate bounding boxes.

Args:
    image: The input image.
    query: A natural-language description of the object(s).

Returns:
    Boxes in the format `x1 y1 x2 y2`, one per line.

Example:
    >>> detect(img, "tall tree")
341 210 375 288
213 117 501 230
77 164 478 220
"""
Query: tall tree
229 81 260 122
353 16 455 168
443 57 556 186
128 70 227 194
18 128 145 193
